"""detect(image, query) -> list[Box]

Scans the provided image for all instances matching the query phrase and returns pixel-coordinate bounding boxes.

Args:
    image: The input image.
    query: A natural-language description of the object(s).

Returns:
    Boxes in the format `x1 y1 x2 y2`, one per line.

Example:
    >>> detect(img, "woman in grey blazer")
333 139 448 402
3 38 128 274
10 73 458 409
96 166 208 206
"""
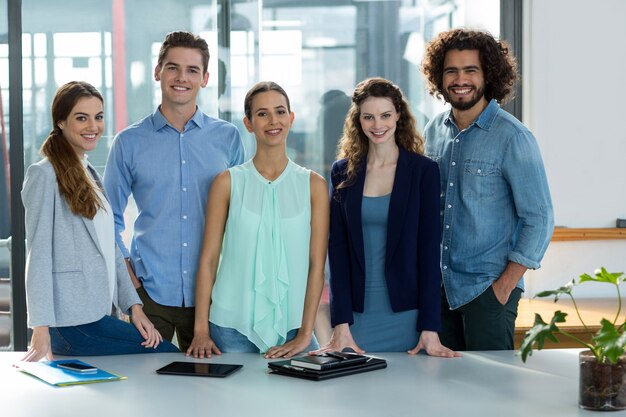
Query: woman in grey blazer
21 81 178 362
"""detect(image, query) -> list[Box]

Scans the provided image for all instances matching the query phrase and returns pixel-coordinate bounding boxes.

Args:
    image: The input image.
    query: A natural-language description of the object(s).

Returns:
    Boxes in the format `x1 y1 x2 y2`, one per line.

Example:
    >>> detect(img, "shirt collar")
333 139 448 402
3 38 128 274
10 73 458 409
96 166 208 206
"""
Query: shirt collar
151 106 204 131
443 98 500 131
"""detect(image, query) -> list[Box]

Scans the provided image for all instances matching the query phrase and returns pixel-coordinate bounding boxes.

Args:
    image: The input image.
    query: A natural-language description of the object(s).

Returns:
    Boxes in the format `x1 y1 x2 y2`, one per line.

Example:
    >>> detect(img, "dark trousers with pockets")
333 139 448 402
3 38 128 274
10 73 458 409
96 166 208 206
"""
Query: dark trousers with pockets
440 286 522 351
137 286 195 352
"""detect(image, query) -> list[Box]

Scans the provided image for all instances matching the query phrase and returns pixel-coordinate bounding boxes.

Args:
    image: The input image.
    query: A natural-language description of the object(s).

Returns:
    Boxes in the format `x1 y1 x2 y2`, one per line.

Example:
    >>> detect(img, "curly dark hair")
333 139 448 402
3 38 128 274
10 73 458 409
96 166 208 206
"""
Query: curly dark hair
421 28 518 104
336 77 424 190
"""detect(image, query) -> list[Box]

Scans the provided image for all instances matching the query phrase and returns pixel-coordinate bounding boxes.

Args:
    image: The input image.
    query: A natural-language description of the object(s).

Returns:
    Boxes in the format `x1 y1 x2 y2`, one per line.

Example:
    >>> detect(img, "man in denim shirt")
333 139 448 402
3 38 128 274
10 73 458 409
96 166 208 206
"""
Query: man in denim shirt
104 32 245 351
421 29 553 350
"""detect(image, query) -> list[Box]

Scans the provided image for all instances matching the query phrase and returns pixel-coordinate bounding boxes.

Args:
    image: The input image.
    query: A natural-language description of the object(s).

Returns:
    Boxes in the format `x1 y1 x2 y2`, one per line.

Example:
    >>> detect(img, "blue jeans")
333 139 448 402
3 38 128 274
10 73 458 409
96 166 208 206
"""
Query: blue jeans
209 322 319 353
50 315 180 356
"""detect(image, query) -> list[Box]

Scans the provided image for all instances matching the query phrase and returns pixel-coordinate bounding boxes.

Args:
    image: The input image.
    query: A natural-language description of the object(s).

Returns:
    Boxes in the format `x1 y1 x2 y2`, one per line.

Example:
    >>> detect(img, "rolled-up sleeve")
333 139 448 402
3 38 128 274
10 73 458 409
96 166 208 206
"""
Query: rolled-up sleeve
503 130 554 269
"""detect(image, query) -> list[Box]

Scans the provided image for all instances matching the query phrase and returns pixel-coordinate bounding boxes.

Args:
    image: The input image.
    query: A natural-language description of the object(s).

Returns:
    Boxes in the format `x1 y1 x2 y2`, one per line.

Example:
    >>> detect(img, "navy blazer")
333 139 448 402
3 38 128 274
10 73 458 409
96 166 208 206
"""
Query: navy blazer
328 148 442 332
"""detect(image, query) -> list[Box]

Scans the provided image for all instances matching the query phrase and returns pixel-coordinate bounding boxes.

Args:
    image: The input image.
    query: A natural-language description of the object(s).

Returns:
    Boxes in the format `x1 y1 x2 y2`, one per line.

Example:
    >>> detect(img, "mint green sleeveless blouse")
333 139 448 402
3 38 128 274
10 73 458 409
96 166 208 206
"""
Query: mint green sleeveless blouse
210 159 312 352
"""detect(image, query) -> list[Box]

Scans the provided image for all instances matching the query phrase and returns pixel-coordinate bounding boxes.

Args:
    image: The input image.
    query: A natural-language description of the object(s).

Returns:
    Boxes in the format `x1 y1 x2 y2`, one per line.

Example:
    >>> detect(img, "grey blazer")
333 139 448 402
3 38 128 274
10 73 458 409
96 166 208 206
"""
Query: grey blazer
21 158 141 328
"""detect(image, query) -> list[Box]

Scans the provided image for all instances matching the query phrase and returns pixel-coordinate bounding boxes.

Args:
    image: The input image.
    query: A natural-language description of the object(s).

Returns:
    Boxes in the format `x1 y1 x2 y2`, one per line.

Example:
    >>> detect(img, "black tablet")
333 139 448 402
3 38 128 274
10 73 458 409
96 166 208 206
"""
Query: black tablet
156 361 242 378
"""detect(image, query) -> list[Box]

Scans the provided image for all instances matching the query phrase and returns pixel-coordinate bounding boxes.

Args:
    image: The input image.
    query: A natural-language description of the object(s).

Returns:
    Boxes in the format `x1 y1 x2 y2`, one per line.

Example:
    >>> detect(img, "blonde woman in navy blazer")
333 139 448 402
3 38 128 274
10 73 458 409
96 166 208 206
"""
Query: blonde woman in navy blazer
313 78 458 356
21 82 178 362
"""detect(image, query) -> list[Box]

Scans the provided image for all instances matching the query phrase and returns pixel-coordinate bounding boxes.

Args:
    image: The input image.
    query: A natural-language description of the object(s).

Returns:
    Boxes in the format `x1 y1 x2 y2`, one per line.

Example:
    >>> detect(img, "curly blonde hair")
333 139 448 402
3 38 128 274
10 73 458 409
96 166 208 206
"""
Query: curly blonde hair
336 77 424 190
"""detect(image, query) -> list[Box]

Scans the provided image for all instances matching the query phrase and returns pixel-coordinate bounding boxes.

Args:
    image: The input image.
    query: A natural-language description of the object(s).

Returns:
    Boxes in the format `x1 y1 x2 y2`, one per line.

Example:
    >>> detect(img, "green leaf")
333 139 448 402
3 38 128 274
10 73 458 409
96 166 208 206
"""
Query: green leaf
579 268 623 285
592 319 626 364
535 280 575 302
523 268 626 364
519 312 567 362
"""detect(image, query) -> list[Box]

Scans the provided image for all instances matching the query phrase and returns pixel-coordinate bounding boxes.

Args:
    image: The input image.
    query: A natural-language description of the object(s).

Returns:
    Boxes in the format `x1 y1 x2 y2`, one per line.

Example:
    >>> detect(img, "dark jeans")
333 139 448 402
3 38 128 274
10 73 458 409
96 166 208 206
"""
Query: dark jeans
440 285 522 351
137 286 195 352
50 315 179 356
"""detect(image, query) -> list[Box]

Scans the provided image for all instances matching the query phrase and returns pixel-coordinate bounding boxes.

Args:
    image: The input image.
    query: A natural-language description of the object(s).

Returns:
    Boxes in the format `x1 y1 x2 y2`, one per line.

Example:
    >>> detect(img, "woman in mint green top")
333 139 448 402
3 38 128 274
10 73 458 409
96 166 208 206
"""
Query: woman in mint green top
187 81 329 359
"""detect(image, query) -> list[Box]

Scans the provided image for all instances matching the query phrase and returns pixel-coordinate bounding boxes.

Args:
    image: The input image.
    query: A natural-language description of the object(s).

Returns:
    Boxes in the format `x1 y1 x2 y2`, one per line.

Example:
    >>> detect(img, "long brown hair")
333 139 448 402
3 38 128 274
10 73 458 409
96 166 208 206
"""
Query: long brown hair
40 81 104 219
336 77 424 190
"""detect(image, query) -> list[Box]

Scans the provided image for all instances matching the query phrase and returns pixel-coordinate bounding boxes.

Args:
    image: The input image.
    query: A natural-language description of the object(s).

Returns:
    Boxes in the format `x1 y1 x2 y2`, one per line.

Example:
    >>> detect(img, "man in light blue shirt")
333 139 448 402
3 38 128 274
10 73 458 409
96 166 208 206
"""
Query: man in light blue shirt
104 31 244 351
421 29 553 350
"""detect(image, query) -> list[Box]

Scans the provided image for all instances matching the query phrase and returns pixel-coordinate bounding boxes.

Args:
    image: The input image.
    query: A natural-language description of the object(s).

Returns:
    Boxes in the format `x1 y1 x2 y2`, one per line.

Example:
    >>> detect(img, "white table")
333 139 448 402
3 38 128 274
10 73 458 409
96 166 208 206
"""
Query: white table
1 349 621 417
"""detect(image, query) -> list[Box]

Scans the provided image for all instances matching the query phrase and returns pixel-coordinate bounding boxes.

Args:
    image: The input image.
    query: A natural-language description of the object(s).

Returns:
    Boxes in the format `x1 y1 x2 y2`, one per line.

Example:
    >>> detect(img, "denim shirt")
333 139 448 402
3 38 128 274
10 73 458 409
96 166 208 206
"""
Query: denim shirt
424 99 554 309
103 107 245 308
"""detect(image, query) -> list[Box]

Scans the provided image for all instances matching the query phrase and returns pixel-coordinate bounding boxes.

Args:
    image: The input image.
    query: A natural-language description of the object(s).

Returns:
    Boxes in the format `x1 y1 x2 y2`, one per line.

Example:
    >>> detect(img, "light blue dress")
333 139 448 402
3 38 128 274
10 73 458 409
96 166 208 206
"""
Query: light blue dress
349 194 420 352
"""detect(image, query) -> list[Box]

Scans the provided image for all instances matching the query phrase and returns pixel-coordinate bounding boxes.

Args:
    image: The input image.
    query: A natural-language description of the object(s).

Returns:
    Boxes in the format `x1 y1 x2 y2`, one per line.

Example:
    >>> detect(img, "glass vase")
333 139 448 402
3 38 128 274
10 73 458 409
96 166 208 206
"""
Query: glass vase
579 349 626 410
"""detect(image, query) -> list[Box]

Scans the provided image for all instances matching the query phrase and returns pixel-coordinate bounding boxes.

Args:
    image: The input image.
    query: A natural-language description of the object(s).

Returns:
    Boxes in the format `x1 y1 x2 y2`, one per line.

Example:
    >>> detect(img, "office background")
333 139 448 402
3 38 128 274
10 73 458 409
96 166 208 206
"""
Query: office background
1 0 624 352
522 0 626 299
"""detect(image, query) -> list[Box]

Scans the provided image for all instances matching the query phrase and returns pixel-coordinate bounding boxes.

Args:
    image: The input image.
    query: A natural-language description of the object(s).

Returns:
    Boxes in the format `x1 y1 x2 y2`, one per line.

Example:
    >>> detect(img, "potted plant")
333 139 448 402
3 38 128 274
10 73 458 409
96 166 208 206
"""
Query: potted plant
520 267 626 411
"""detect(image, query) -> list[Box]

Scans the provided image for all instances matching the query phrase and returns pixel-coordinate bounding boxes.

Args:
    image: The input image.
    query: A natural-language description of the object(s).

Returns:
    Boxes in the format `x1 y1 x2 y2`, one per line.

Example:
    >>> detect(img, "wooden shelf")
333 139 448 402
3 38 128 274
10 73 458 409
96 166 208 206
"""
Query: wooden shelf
515 298 619 349
551 228 626 241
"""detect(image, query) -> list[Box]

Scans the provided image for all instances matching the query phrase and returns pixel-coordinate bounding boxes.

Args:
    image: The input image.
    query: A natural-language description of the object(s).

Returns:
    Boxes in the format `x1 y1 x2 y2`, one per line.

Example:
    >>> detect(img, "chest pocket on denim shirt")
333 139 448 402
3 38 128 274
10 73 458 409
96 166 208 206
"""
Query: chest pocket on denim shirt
463 160 502 199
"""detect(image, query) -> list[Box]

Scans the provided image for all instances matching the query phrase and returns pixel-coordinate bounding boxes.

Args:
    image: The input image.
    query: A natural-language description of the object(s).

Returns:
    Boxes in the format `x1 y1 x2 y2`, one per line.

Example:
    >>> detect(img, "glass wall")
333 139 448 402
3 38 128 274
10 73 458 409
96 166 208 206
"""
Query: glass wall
0 0 8 239
4 0 500 349
0 0 11 350
18 0 499 176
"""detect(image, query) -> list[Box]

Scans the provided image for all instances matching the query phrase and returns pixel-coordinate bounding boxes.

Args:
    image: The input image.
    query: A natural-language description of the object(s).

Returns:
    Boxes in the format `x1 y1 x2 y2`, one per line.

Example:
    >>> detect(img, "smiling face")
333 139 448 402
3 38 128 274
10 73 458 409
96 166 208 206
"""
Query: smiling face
155 46 209 111
243 90 294 148
441 48 487 112
57 96 104 157
358 96 400 146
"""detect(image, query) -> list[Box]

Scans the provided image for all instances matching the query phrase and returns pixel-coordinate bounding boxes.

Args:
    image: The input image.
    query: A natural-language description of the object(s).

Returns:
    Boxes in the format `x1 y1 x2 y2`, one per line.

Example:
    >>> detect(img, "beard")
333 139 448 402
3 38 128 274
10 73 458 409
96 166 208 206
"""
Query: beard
443 85 485 111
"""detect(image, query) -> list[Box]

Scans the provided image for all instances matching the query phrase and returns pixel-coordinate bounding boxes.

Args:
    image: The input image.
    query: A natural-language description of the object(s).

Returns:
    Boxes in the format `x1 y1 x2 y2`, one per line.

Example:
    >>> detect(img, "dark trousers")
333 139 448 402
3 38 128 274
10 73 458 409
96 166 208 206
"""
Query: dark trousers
137 286 195 352
440 285 522 351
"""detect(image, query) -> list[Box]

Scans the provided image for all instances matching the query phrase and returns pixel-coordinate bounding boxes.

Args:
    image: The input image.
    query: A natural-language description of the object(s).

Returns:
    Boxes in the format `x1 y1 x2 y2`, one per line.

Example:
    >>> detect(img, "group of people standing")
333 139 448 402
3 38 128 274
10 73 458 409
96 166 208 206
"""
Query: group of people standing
20 28 553 363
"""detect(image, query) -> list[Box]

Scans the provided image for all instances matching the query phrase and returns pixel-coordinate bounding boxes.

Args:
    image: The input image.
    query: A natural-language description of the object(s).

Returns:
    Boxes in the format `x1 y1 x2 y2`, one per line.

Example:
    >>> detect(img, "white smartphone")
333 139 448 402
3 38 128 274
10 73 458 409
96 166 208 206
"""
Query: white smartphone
57 361 98 373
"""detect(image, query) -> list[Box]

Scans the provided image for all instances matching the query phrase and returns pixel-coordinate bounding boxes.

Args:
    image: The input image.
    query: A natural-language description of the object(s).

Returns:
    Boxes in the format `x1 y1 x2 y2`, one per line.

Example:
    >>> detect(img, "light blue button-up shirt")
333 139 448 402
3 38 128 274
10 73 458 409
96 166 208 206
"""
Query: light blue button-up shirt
103 107 245 307
424 99 554 309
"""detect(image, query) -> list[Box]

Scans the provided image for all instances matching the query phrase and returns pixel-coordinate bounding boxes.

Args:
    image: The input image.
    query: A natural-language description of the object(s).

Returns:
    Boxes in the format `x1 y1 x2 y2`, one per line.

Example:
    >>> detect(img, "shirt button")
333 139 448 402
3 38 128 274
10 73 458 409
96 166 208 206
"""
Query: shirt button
182 160 187 164
444 246 448 250
443 265 448 270
477 169 482 174
455 139 459 143
449 182 454 187
447 204 452 208
182 215 187 220
183 270 188 274
183 243 188 247
445 225 450 229
182 187 187 192
451 161 456 166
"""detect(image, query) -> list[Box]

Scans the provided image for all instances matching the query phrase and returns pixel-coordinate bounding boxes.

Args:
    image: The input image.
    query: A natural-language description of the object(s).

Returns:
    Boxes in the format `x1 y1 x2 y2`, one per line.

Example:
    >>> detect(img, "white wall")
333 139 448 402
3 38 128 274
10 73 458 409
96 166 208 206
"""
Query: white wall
523 0 626 298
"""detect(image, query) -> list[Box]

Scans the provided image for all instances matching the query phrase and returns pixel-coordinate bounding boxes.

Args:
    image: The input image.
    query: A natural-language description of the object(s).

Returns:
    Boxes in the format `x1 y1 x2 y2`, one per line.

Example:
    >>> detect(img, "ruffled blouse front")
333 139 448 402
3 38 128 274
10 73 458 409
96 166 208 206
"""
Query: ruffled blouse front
209 159 311 352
